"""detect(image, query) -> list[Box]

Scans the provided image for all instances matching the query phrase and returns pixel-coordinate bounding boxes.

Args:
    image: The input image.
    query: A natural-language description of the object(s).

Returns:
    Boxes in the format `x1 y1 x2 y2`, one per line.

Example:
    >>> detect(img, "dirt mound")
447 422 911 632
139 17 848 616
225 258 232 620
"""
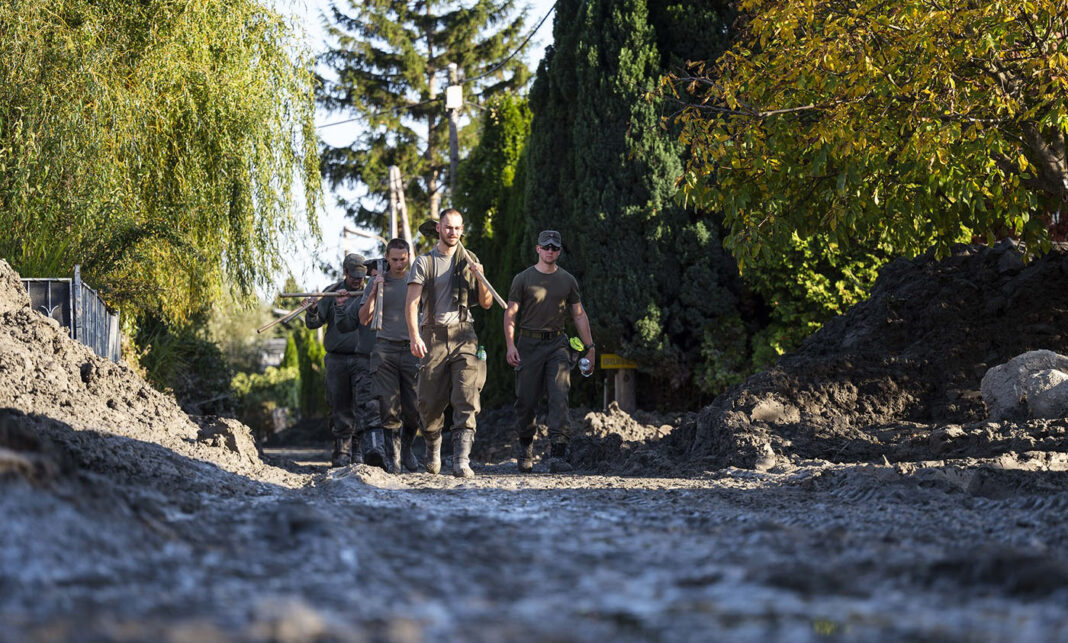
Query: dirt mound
672 242 1068 470
0 259 289 487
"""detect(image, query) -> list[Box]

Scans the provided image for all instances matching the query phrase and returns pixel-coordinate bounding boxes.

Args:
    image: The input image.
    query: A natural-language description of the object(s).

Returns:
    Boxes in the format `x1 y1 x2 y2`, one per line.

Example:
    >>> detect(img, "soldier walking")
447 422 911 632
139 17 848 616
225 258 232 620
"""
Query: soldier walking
503 230 595 473
405 209 492 477
358 239 421 473
303 253 387 469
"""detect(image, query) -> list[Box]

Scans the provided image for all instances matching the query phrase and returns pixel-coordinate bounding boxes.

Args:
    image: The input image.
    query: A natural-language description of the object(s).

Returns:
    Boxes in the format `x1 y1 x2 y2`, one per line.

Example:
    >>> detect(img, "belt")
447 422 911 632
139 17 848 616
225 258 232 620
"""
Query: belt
516 328 564 340
378 338 411 347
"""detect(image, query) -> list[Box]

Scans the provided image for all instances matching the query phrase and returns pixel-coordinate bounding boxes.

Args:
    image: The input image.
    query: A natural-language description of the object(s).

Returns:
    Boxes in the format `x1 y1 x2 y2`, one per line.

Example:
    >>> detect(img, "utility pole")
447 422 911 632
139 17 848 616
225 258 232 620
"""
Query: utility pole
387 165 413 250
446 63 462 203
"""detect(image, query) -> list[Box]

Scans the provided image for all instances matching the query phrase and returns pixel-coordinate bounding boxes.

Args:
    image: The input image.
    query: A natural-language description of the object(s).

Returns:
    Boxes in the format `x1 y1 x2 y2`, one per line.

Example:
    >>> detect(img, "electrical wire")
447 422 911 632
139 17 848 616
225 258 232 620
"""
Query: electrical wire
463 1 557 85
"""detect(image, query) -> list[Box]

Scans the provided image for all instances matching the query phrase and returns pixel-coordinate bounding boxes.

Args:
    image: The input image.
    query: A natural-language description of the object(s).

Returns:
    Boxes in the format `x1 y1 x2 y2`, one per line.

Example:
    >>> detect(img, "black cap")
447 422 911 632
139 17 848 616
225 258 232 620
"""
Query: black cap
342 253 368 279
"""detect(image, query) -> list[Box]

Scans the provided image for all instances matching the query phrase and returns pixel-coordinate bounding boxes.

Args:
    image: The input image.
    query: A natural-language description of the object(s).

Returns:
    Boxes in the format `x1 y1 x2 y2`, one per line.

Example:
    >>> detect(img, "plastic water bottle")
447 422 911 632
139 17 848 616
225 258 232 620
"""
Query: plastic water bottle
579 357 592 377
477 345 487 361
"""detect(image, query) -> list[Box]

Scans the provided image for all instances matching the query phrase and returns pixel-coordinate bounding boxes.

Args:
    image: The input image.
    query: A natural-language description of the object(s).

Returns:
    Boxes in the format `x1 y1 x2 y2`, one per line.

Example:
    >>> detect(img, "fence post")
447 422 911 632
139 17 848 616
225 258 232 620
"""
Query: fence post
72 265 82 342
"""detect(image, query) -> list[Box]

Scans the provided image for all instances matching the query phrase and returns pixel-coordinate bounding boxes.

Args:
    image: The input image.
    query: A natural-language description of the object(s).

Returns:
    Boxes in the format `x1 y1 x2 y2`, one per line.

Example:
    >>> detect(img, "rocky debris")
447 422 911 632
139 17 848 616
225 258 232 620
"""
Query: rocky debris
195 415 263 467
982 349 1068 420
670 243 1068 470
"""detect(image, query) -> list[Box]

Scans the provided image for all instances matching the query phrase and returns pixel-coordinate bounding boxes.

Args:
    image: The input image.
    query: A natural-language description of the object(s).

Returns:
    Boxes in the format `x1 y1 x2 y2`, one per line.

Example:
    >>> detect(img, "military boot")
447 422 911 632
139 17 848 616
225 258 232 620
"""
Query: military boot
365 428 389 471
387 429 402 474
350 432 365 465
424 431 442 474
400 425 420 472
548 442 573 473
452 428 475 478
516 436 535 473
330 437 352 468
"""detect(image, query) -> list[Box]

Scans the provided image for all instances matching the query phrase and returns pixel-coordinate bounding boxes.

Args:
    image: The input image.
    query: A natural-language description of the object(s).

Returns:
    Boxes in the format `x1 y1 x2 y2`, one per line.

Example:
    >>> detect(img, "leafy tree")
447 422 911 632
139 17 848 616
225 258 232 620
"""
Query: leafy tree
456 93 533 405
318 0 531 230
671 0 1068 271
0 0 320 324
525 0 740 399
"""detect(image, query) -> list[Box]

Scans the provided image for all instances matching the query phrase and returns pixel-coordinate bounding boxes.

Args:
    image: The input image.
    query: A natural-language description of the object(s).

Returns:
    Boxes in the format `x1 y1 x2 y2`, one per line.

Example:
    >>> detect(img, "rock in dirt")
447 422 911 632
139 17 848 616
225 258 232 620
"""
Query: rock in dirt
981 350 1068 420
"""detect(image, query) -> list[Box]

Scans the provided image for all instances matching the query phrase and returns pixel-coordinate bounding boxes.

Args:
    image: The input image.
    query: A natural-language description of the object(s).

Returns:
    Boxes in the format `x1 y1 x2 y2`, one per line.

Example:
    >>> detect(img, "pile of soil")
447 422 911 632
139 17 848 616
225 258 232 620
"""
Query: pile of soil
0 259 295 493
666 241 1068 471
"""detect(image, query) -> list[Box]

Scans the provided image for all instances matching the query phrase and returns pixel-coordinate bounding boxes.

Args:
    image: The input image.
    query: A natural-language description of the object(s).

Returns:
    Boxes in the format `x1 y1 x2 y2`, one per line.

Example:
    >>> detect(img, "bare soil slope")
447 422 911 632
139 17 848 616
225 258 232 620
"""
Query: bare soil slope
668 242 1068 471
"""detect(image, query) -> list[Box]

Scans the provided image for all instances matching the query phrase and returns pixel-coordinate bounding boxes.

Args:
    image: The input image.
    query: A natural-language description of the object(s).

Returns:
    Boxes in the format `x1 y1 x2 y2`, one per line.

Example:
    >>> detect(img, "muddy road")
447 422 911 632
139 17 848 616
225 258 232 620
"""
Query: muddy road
5 434 1068 642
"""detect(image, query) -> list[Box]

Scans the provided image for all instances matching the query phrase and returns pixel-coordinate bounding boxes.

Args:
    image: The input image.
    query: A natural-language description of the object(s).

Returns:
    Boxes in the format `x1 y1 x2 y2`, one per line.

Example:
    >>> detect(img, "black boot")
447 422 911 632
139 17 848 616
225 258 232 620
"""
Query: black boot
350 433 365 465
400 425 420 472
517 436 534 473
548 442 573 473
387 429 402 473
331 437 352 468
365 428 388 471
453 429 475 478
424 431 442 474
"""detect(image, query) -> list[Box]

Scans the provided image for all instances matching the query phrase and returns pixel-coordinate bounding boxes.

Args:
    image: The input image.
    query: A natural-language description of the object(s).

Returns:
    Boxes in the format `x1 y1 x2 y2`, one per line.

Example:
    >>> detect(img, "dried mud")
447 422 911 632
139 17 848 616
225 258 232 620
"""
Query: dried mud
3 249 1068 642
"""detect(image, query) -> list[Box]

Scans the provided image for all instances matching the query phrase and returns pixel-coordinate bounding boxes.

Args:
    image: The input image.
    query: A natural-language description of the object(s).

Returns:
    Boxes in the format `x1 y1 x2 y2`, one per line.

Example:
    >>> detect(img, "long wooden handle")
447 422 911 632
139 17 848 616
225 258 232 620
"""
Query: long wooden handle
279 292 350 298
257 300 314 334
458 242 507 309
371 259 385 331
259 281 344 333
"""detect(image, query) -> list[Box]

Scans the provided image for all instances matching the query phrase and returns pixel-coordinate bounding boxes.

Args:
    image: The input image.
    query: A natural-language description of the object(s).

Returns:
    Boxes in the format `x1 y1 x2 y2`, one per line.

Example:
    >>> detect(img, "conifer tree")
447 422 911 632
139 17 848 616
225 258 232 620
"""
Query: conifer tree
318 0 531 231
525 0 740 400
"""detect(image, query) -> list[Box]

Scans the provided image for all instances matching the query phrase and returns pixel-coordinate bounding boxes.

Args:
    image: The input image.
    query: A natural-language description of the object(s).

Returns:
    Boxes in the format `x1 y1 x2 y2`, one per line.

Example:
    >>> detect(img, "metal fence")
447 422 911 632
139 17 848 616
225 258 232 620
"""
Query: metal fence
21 266 121 362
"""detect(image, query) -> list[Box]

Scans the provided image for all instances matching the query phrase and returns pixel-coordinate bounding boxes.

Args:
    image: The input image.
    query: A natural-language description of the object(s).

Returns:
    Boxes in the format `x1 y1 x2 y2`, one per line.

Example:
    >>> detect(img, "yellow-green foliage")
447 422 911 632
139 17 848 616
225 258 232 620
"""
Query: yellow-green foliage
672 0 1068 269
0 0 320 322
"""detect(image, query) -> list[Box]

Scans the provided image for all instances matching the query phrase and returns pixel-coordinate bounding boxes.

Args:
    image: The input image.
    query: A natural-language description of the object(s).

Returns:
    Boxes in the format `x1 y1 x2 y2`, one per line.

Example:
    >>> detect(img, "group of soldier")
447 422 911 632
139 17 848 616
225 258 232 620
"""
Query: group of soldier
302 208 595 477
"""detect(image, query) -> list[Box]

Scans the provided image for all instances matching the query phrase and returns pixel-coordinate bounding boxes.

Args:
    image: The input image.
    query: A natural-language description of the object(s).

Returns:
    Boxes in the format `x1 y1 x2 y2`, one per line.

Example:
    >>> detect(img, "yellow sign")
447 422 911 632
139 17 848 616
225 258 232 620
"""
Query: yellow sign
600 353 637 370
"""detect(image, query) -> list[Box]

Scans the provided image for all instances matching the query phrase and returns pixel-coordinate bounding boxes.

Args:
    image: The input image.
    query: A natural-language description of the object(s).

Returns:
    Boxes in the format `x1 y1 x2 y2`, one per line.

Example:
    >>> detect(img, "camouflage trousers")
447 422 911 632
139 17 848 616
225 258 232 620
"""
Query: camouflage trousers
324 352 381 440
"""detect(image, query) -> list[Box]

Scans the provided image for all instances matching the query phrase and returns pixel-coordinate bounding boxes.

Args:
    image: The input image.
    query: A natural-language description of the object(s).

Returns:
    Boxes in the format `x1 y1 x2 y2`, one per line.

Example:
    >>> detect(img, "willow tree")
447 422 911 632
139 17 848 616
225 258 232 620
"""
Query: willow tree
0 0 320 322
317 0 530 231
672 0 1068 270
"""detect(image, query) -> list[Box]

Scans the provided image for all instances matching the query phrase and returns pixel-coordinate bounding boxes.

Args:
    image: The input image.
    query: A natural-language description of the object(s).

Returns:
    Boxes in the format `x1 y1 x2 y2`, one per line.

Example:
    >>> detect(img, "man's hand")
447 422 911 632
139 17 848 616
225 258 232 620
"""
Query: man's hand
468 260 484 278
411 336 428 359
506 345 521 367
301 297 318 312
373 274 385 289
583 348 596 375
334 289 350 305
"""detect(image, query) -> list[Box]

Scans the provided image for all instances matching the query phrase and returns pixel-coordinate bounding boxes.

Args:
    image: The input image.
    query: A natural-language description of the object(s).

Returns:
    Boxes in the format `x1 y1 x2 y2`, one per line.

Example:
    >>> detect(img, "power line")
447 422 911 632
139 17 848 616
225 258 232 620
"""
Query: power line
464 1 557 86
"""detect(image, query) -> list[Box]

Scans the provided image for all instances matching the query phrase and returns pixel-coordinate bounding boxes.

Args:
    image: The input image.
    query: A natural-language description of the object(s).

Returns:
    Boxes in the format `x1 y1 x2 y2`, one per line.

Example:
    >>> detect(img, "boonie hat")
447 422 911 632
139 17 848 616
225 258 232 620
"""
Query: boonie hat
343 253 368 279
537 230 562 247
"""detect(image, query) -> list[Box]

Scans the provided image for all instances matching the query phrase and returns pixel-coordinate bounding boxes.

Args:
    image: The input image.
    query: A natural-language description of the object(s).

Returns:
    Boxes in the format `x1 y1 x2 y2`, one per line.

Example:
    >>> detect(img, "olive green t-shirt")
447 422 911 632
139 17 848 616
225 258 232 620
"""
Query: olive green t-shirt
359 271 408 341
507 266 581 332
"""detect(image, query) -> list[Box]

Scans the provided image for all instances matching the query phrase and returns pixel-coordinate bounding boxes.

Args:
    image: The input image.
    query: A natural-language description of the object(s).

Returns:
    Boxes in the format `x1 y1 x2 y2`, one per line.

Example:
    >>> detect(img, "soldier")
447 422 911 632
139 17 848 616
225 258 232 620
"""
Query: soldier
303 253 387 469
503 230 595 473
357 239 421 473
405 208 492 477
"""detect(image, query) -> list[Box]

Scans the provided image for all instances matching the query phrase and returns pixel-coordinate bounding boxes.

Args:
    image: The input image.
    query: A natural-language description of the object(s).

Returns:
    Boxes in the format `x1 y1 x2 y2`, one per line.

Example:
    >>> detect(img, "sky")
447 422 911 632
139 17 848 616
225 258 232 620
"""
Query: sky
275 0 557 293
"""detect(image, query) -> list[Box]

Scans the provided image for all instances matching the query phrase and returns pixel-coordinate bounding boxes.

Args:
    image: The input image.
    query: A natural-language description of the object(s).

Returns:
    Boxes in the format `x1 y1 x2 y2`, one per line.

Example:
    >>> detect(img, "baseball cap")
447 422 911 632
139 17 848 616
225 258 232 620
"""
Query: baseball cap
342 253 368 279
537 230 562 247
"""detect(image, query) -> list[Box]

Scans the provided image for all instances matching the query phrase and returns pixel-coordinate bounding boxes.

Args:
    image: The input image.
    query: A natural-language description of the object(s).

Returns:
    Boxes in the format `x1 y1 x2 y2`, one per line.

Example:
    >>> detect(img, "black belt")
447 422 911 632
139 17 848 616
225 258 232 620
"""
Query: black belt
516 328 564 340
378 338 411 347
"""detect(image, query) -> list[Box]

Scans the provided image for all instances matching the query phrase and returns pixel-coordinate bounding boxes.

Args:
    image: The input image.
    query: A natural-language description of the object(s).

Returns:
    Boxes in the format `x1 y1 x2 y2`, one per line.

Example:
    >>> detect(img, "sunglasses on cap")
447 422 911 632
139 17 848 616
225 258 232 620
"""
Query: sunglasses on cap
540 244 561 252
